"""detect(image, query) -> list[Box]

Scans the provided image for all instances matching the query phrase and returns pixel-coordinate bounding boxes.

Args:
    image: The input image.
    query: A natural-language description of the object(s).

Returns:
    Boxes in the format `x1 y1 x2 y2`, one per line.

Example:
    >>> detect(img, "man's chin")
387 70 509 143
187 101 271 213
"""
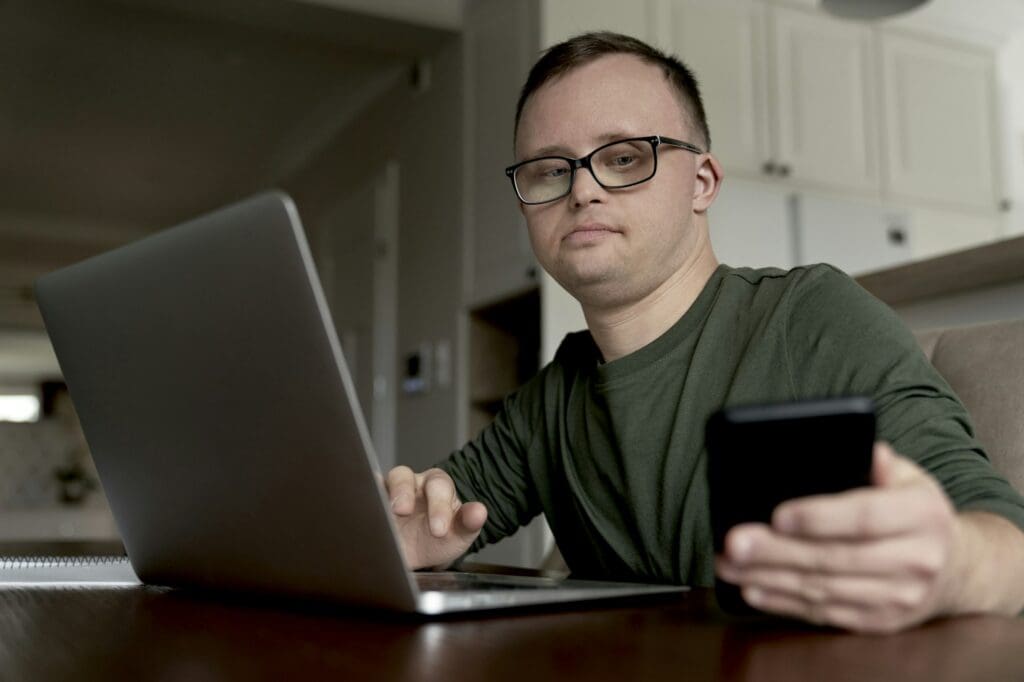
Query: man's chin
552 269 626 307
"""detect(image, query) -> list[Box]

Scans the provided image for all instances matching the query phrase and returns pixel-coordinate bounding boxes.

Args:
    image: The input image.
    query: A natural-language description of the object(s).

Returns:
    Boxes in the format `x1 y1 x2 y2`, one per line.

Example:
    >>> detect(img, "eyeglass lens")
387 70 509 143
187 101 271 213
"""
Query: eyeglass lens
514 139 657 204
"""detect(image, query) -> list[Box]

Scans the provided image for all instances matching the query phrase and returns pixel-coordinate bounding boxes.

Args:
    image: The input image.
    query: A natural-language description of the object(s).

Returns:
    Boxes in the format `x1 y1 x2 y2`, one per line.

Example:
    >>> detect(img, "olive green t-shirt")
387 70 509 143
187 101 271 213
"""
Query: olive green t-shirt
440 264 1024 586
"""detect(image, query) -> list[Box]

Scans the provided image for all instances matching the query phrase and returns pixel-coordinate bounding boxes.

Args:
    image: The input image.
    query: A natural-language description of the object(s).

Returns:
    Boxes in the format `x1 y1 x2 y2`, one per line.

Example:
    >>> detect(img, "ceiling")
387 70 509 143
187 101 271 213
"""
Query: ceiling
0 0 453 347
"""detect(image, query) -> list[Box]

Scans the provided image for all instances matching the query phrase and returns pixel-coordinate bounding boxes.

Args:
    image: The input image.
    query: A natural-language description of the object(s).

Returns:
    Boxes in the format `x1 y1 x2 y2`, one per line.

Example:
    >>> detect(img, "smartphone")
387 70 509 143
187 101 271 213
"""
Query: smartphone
705 396 876 614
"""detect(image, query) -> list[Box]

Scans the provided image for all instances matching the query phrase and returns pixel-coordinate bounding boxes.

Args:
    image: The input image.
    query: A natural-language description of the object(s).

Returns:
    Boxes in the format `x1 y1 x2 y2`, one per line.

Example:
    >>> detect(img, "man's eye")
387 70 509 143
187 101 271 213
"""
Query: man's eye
612 154 636 166
545 167 569 178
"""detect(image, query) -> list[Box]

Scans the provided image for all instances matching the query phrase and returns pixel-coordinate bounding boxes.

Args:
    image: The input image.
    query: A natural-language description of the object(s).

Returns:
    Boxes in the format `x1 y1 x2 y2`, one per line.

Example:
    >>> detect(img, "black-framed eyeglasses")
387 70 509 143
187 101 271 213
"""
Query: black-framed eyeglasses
504 135 704 205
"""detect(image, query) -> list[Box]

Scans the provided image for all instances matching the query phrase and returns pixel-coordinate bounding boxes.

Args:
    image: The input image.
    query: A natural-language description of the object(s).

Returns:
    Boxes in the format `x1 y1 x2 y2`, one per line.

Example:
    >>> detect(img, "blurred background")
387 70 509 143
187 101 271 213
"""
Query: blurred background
2 0 1024 566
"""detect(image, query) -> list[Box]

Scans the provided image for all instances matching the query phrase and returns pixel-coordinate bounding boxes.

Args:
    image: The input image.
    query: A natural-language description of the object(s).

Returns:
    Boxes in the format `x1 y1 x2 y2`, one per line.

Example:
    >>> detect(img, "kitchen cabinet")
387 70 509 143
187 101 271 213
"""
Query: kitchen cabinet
671 1 879 195
539 0 662 50
796 193 912 275
771 5 879 194
670 0 770 179
709 178 795 269
881 31 1002 212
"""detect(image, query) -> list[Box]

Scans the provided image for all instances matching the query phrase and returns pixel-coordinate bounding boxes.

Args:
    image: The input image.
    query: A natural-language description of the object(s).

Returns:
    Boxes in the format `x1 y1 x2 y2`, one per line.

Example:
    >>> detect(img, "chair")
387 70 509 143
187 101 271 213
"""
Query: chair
914 318 1024 495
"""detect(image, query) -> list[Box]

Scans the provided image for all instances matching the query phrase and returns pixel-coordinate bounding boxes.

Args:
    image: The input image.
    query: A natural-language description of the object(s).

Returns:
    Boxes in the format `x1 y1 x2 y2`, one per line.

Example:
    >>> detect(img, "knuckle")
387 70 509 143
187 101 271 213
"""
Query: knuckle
386 469 416 499
424 473 454 497
809 545 837 574
911 545 945 577
891 583 928 611
852 502 879 536
386 465 413 484
797 571 829 603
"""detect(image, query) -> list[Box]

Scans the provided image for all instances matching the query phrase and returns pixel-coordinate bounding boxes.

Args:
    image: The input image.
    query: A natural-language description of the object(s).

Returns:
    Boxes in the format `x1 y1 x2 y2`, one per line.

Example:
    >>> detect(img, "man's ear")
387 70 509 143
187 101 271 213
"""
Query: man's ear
692 153 724 214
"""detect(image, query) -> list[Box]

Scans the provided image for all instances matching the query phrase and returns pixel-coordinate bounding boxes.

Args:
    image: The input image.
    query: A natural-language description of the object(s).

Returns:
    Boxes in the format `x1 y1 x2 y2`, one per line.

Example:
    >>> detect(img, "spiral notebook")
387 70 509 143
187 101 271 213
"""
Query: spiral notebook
28 191 687 613
0 555 139 586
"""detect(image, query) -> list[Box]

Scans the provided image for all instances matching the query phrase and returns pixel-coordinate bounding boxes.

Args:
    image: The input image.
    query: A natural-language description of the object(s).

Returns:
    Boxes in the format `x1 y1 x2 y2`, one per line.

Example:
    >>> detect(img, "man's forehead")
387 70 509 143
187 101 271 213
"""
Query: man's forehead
515 55 691 157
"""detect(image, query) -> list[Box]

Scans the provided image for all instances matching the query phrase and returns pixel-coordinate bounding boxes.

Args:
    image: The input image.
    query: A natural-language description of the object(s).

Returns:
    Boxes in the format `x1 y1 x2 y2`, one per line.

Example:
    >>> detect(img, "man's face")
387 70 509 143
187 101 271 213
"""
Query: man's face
515 54 709 309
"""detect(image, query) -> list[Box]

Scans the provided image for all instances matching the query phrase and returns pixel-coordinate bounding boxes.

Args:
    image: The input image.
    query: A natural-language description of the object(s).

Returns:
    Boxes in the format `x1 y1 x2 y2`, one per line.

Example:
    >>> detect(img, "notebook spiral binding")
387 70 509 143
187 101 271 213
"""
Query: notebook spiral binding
0 555 130 569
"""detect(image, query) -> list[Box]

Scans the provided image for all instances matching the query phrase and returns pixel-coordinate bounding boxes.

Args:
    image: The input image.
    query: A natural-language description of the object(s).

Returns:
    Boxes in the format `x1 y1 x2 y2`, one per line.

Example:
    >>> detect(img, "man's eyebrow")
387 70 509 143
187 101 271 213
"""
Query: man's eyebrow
521 131 644 160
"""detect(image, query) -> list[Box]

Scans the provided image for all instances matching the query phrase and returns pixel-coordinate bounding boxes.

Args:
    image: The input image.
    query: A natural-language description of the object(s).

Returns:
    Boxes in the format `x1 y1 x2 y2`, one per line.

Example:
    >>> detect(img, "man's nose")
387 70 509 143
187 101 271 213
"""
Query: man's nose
569 166 608 208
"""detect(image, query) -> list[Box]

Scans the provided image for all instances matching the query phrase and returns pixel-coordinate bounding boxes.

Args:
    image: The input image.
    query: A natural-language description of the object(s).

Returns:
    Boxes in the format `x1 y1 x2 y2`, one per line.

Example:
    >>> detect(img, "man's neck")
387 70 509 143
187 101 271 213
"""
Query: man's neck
583 229 719 363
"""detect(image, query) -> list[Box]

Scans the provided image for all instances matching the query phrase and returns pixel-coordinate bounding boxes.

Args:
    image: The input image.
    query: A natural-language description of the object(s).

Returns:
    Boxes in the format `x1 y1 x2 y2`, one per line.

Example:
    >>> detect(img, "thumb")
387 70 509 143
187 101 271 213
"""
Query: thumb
872 441 920 488
871 441 895 486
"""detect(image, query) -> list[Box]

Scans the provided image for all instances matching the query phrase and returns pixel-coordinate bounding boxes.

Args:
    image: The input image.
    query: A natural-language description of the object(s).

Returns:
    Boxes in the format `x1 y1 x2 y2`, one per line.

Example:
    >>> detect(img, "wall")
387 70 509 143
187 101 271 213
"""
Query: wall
284 36 464 472
394 39 464 469
999 28 1024 237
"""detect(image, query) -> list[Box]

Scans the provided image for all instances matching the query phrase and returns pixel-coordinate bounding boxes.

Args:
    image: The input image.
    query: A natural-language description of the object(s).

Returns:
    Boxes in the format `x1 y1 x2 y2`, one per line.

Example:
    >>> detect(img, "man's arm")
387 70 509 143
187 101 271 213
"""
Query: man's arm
716 442 1024 633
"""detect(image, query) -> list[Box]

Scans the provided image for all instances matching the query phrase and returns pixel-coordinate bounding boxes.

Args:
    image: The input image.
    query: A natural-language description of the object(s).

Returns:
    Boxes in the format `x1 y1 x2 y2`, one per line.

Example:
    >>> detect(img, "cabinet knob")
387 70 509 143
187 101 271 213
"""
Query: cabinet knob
887 226 907 246
762 161 777 175
777 164 791 178
999 199 1013 213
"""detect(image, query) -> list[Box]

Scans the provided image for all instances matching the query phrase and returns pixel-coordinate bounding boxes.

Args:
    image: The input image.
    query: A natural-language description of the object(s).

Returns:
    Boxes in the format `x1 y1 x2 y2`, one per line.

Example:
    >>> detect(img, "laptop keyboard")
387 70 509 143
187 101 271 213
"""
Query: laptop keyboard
414 571 563 592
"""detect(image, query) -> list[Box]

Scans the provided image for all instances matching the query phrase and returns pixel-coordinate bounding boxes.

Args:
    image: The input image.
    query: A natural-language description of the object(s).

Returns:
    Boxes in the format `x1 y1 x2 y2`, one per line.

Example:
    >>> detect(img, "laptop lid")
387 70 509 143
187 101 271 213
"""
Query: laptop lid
35 192 687 613
35 192 421 611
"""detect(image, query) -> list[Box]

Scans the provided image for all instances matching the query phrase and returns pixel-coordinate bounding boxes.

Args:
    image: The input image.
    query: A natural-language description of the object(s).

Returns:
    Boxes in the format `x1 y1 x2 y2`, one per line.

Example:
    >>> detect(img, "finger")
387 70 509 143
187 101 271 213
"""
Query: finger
452 501 488 539
872 441 924 488
722 524 948 577
742 584 924 634
872 441 895 486
716 558 933 613
386 466 418 515
423 470 458 537
771 476 944 540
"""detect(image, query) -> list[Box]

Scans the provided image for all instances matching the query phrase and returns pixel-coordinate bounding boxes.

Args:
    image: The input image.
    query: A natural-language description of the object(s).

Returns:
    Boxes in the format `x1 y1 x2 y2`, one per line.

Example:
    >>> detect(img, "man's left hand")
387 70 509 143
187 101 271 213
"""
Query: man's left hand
716 442 965 633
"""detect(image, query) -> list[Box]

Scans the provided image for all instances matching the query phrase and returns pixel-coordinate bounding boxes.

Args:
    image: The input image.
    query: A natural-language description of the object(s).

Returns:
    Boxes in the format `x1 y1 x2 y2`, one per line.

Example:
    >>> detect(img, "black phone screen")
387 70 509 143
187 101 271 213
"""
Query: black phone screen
705 396 876 614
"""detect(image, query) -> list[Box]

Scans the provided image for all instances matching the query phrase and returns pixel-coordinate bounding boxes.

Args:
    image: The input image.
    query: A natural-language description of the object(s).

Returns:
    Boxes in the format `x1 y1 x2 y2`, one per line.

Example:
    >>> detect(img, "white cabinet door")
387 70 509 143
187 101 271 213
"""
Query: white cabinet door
796 193 912 276
709 178 795 269
540 0 661 49
881 32 1000 212
670 0 769 177
771 6 880 195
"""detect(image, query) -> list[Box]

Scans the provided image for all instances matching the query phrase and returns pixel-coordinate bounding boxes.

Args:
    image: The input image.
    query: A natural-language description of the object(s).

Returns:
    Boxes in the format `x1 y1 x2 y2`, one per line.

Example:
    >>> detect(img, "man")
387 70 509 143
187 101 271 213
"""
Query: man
385 32 1024 633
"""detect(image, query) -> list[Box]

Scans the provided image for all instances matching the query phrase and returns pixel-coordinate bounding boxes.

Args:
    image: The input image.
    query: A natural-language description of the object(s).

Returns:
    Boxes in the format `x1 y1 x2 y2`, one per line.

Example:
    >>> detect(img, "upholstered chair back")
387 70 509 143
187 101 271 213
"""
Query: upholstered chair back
915 319 1024 495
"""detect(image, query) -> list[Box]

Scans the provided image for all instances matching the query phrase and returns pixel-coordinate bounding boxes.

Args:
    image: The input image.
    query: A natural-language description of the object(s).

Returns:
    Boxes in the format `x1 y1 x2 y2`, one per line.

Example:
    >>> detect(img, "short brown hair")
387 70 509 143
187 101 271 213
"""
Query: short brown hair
514 31 711 151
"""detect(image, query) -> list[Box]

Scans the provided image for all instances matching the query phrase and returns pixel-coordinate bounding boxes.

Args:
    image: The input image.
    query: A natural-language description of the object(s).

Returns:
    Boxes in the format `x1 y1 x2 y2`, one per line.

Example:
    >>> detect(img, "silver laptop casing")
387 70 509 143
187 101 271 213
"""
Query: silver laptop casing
35 192 686 613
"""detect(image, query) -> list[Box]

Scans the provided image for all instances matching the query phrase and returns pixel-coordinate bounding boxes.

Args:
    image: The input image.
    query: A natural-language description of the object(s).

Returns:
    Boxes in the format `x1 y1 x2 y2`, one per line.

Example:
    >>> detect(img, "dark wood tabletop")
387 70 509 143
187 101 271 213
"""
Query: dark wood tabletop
1 581 1022 682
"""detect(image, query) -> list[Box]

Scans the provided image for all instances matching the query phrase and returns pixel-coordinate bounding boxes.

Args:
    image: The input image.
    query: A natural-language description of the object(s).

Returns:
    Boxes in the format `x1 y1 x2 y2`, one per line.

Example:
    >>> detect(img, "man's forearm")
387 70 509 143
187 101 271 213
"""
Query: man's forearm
946 511 1024 616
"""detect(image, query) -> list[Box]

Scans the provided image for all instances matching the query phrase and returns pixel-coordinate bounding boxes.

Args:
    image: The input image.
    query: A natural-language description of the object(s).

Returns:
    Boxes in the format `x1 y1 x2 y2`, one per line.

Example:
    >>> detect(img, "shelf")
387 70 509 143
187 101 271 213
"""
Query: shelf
855 234 1024 306
467 288 540 439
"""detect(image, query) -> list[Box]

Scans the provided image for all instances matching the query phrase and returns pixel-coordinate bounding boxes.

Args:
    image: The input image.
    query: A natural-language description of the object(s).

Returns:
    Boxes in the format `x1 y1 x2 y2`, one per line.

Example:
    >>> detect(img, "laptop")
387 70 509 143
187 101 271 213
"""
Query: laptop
30 191 687 614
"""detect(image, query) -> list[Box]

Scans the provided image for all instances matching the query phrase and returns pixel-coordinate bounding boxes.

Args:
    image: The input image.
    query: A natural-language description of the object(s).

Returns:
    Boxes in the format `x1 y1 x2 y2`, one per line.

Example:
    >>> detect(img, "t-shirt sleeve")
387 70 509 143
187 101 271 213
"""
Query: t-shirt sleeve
436 383 544 550
783 264 1024 532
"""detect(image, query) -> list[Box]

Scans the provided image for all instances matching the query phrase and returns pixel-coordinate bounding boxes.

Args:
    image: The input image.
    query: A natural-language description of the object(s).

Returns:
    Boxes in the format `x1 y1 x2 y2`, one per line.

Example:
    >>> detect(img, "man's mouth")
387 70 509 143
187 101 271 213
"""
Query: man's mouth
564 223 619 243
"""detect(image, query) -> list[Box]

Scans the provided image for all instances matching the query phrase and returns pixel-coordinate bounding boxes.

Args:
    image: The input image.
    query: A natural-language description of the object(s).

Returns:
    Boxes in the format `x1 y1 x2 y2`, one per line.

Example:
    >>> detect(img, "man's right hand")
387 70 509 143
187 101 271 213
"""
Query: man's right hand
385 466 488 570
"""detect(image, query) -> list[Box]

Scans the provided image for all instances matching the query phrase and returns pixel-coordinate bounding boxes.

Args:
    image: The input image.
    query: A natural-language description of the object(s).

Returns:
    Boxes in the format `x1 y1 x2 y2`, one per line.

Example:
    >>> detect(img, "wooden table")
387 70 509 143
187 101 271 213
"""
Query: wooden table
1 583 1022 681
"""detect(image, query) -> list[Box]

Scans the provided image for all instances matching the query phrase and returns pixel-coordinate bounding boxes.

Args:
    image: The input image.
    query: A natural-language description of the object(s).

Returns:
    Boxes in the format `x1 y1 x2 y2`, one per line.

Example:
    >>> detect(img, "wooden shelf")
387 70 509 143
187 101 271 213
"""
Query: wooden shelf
467 288 540 439
856 234 1024 306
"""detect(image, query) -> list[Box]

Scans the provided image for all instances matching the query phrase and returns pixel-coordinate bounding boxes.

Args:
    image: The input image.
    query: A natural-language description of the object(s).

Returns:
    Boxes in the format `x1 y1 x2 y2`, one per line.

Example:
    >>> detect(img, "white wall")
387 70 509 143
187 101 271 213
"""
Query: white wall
999 28 1024 237
285 37 464 473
